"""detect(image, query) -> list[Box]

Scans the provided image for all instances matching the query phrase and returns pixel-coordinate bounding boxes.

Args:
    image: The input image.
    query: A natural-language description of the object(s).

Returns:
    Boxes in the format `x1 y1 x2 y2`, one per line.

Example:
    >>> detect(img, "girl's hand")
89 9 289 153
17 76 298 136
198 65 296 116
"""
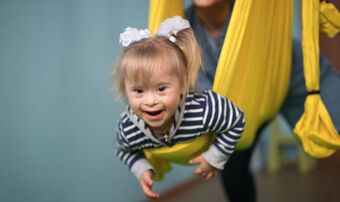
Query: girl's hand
139 170 160 199
189 155 219 180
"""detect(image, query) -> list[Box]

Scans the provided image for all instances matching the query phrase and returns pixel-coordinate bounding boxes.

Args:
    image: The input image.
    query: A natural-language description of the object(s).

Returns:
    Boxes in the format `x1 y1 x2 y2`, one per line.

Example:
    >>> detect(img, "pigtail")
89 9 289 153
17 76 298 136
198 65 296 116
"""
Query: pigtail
175 28 203 92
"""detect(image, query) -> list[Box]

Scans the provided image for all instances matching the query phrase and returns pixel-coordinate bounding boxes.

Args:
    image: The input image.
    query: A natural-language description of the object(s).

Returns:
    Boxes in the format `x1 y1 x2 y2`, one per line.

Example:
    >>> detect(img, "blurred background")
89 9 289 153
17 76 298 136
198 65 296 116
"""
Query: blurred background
1 1 339 202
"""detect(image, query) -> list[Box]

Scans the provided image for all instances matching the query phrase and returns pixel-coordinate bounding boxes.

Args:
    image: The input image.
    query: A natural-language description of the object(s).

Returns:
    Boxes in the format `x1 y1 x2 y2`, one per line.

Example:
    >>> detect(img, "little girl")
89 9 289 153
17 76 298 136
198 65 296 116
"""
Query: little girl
113 16 245 199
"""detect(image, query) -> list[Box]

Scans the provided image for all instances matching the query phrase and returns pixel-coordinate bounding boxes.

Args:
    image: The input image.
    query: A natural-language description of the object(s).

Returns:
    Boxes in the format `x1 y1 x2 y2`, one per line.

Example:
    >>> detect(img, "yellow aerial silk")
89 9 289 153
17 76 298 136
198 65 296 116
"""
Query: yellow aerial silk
319 1 340 38
145 0 340 179
293 0 340 158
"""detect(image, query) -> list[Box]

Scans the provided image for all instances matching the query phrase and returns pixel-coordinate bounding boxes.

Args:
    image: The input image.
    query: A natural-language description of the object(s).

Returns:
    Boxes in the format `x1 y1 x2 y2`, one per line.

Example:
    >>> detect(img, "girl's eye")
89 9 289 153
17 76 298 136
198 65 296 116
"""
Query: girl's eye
133 88 143 94
158 86 167 92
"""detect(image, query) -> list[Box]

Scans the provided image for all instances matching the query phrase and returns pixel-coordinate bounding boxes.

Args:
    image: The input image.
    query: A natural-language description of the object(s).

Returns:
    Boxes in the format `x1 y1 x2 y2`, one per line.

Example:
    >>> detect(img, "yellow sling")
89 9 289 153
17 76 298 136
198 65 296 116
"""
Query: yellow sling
293 0 340 158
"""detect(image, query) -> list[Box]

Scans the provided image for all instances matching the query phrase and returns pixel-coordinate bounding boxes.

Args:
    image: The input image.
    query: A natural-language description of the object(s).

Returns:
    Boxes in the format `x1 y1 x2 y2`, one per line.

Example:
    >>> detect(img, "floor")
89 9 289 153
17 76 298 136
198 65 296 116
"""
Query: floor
143 151 340 202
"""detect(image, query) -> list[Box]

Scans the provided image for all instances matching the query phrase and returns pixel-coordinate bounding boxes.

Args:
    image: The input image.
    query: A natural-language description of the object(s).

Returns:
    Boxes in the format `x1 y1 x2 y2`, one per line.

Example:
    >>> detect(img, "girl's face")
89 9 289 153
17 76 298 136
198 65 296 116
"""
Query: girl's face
124 65 183 133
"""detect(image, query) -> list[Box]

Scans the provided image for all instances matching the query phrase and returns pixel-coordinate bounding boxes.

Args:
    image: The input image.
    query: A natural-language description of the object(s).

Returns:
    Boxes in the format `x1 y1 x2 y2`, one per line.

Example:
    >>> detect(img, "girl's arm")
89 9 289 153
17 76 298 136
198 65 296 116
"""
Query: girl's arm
115 123 159 198
201 90 246 170
115 121 153 179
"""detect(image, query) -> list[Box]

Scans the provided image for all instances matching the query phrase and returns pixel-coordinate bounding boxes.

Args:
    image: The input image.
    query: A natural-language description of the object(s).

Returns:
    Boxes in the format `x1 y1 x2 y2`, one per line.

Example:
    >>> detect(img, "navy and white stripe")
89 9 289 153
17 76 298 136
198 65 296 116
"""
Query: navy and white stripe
115 90 245 173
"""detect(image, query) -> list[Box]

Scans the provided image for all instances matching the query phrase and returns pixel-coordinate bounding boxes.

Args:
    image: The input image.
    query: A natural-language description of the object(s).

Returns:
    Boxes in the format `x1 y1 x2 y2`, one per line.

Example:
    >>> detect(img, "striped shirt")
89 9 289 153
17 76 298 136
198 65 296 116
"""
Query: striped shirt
115 90 245 178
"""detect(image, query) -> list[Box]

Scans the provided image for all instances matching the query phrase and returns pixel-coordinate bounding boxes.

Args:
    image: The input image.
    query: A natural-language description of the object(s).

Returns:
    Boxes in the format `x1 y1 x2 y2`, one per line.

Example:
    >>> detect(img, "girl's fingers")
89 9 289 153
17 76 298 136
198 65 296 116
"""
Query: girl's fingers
189 156 202 164
140 179 159 199
193 167 203 175
205 172 214 180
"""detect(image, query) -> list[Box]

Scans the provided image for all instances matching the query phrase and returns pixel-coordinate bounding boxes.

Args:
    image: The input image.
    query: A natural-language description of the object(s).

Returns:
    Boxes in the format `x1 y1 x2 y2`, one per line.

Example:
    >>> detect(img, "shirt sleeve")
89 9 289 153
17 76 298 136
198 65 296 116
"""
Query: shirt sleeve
201 90 246 169
114 119 153 179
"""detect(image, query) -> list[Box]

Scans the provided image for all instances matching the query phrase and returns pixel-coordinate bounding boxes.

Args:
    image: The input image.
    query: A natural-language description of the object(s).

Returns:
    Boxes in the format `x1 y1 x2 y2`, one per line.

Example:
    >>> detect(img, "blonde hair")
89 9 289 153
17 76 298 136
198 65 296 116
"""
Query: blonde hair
113 28 202 97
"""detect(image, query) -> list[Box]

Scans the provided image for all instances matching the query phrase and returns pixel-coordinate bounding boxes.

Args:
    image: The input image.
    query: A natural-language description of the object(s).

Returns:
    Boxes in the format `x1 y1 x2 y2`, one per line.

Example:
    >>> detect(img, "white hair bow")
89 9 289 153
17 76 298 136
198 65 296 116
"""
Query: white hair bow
157 16 190 42
119 16 190 47
119 27 151 47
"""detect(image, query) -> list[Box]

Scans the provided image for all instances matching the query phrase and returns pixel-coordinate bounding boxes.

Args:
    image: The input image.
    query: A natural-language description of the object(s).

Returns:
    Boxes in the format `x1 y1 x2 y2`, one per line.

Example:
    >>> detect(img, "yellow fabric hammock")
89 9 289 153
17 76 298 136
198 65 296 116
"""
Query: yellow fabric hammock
145 0 340 179
293 0 340 158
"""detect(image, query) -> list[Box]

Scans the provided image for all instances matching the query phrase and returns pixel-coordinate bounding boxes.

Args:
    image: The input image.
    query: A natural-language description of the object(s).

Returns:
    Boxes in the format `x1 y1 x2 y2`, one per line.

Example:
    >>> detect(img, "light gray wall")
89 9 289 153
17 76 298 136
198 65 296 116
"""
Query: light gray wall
0 1 193 202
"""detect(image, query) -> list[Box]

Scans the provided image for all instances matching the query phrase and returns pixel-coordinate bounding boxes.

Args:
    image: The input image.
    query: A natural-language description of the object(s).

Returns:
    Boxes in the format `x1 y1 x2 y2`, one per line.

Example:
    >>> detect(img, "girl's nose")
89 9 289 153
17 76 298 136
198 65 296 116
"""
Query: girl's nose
143 92 157 105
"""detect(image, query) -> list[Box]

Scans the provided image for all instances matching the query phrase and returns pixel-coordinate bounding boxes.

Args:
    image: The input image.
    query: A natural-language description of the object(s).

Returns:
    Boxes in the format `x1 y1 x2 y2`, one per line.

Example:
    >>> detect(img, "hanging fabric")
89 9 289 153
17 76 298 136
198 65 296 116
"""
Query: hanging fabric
212 0 293 149
319 1 340 38
293 0 340 158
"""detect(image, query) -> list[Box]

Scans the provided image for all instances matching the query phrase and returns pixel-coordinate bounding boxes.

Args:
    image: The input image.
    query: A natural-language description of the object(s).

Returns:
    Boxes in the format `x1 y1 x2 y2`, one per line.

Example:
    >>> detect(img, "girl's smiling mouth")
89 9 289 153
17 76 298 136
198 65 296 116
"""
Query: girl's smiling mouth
146 110 162 116
143 110 164 121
